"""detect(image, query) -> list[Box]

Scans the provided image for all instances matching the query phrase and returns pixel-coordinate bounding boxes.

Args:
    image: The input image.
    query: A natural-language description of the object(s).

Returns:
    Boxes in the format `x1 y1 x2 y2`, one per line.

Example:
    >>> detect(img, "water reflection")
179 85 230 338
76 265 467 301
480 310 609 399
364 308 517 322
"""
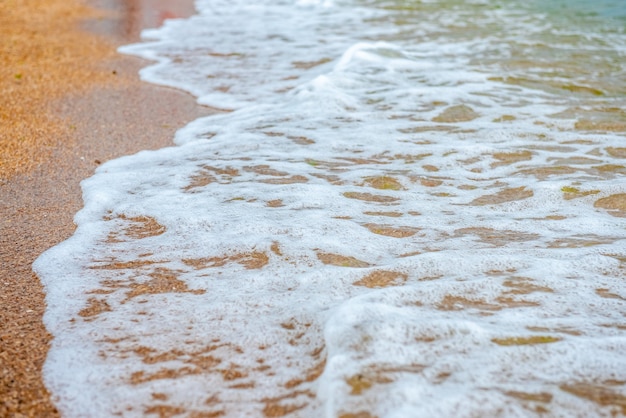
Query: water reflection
87 0 197 41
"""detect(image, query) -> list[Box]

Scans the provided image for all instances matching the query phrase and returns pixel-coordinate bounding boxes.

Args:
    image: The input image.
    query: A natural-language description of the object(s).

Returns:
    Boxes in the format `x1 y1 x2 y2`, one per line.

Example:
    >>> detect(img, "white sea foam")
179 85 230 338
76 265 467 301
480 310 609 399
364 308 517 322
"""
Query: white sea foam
35 0 626 416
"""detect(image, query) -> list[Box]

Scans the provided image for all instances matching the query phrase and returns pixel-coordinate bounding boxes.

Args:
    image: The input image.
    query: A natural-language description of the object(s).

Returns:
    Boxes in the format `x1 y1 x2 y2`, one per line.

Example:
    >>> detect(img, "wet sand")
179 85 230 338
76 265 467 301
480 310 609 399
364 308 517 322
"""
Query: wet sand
0 0 210 415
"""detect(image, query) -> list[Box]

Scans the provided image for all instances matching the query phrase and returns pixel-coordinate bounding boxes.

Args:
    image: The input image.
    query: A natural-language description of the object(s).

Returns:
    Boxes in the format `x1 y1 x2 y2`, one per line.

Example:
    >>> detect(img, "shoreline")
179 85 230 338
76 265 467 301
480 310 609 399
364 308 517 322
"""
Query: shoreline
0 0 209 415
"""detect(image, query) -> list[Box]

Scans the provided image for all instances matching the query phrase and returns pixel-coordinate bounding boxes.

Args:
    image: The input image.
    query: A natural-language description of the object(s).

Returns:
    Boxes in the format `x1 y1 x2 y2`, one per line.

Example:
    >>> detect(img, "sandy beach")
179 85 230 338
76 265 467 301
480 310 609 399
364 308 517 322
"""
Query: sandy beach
0 0 210 415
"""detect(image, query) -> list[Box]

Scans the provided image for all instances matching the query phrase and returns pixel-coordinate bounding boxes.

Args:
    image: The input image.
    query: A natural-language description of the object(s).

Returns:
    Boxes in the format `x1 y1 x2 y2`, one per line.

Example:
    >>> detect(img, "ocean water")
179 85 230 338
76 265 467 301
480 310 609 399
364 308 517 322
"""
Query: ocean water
34 0 626 416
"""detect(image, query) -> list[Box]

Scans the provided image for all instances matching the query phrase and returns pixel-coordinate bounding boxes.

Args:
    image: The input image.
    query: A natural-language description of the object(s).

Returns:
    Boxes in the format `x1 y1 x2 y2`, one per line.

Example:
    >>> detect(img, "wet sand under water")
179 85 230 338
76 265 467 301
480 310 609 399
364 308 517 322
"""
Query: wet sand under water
0 0 209 415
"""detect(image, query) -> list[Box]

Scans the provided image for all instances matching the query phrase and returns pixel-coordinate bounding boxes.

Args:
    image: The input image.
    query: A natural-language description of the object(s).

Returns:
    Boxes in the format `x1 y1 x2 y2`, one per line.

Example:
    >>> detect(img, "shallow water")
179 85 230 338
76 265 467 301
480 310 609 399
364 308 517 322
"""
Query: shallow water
35 0 626 416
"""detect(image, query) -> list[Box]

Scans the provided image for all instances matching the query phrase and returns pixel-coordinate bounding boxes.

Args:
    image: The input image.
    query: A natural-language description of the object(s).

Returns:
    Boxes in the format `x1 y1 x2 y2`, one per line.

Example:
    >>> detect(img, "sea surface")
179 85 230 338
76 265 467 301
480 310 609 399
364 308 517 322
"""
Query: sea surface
35 0 626 416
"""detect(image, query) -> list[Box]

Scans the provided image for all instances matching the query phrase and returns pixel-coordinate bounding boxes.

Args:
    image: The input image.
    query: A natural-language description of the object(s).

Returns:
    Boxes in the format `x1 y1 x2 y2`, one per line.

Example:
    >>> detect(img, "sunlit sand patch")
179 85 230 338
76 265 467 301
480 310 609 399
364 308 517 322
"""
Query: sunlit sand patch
493 114 517 122
292 57 332 69
151 393 168 401
263 131 285 138
432 104 479 123
262 390 314 417
122 216 167 239
89 258 165 270
267 199 285 207
261 175 309 184
437 295 502 312
130 366 204 385
398 125 453 133
280 320 317 347
270 242 282 256
594 194 626 217
128 342 249 386
489 76 604 97
455 227 540 247
144 405 189 417
199 131 218 139
184 171 216 190
105 215 167 242
494 296 540 308
338 412 376 418
419 178 443 187
491 336 561 346
316 252 371 268
340 157 389 165
220 365 249 381
135 366 247 398
399 251 422 258
550 156 602 166
244 165 289 176
502 277 553 295
88 280 130 299
145 404 225 417
526 144 578 153
285 357 326 389
184 165 240 191
558 83 605 96
363 223 419 238
596 288 626 301
343 191 399 203
548 236 616 248
469 186 533 205
304 159 346 170
602 253 626 271
287 135 315 145
130 343 224 366
388 153 432 163
484 268 518 276
353 270 408 288
590 164 626 176
560 383 626 414
491 150 533 168
418 274 444 281
362 211 403 217
124 268 205 301
544 215 567 220
575 120 626 132
362 176 404 190
607 147 626 158
87 288 115 295
551 106 626 126
311 173 343 185
344 364 425 399
517 166 577 180
346 373 392 396
78 297 112 319
183 251 269 270
503 390 553 404
526 326 581 336
561 186 600 200
601 323 626 331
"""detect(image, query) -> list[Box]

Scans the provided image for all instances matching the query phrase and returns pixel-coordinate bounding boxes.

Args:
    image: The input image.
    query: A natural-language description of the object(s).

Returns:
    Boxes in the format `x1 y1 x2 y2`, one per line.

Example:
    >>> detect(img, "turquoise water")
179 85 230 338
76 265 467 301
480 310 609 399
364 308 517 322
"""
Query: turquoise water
537 0 626 22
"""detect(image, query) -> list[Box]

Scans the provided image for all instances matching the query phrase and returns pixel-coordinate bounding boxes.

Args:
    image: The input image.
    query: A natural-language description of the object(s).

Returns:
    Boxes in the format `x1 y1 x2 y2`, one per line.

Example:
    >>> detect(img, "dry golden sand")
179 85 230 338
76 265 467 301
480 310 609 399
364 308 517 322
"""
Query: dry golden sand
0 0 111 179
0 0 208 415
